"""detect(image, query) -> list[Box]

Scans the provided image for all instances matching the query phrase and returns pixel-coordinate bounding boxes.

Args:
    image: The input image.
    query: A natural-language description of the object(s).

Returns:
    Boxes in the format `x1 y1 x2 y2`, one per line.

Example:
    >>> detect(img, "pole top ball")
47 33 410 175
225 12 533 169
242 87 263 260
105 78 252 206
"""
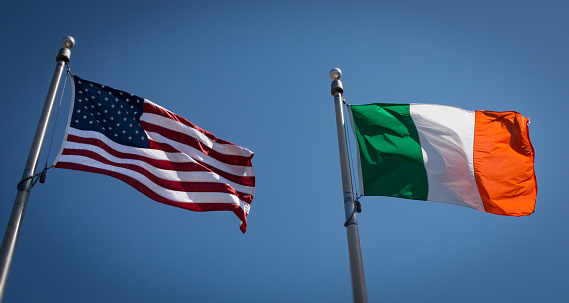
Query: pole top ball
62 36 75 49
329 68 342 80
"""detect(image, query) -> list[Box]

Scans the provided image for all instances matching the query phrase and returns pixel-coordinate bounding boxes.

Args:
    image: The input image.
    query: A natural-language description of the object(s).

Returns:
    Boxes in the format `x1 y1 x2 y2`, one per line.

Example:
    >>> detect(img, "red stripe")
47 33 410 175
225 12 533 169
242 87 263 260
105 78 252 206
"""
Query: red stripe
144 102 235 145
66 134 255 187
60 148 253 203
55 162 248 233
147 140 180 153
141 121 253 167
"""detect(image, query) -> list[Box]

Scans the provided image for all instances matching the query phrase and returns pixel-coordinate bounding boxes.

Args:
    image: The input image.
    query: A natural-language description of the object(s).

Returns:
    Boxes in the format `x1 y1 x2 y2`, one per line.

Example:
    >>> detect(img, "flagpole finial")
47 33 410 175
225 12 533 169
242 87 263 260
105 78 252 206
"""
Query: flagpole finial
56 37 74 63
330 68 343 95
62 36 75 49
330 68 342 80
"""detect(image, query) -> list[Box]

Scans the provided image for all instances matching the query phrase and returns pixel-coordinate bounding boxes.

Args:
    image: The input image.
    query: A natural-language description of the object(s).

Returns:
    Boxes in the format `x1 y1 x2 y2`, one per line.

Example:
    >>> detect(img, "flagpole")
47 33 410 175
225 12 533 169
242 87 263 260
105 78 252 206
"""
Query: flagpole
0 36 74 302
330 68 367 303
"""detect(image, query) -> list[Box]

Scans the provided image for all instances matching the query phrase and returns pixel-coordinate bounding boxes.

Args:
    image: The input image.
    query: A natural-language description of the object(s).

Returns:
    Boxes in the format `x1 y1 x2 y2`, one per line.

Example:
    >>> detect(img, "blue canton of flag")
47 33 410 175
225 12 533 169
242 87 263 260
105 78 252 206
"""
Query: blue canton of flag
72 78 148 148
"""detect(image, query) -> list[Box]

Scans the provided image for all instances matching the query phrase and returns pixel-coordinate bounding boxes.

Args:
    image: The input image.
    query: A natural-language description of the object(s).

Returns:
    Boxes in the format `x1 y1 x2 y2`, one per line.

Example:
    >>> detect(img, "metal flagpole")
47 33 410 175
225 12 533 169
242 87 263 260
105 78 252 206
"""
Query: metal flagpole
330 68 368 303
0 36 75 302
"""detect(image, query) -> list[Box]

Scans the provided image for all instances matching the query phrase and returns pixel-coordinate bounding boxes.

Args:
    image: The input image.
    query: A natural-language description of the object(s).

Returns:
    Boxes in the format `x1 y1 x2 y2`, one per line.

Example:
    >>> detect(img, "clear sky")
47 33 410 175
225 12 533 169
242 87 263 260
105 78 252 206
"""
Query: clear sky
1 1 567 302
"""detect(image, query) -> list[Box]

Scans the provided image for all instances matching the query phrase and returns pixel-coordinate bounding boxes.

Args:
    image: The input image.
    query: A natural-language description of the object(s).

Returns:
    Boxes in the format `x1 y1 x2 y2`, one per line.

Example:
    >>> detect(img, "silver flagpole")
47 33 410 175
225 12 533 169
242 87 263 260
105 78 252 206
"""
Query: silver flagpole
330 68 367 303
0 36 75 302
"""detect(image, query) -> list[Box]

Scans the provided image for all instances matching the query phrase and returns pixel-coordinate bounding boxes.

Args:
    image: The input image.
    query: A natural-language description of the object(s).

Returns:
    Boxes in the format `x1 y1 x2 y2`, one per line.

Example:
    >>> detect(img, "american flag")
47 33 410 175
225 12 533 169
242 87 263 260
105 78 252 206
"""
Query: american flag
54 75 255 233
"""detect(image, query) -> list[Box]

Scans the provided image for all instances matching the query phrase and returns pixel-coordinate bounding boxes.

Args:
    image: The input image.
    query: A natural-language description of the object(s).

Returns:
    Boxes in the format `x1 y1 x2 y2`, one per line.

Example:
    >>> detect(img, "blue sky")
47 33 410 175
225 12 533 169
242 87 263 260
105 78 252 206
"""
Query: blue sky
1 1 568 302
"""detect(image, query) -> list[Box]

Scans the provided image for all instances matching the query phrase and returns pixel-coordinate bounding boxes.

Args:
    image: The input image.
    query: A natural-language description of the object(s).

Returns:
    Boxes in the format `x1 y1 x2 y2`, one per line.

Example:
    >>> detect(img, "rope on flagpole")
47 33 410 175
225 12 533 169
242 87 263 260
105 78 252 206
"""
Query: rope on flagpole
15 63 70 190
16 165 55 189
341 95 363 225
342 97 360 199
44 64 69 165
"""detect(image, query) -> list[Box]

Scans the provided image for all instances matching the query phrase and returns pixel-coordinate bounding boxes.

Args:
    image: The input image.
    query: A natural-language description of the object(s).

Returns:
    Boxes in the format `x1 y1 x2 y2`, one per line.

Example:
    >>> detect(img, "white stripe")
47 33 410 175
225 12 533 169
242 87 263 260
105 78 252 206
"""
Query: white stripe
141 111 253 157
409 104 484 211
58 140 255 195
57 153 245 206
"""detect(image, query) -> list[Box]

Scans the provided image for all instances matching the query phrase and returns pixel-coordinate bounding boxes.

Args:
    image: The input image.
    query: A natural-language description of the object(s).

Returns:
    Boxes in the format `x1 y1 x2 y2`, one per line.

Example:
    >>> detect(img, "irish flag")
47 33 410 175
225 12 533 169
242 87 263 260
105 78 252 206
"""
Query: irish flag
347 103 537 216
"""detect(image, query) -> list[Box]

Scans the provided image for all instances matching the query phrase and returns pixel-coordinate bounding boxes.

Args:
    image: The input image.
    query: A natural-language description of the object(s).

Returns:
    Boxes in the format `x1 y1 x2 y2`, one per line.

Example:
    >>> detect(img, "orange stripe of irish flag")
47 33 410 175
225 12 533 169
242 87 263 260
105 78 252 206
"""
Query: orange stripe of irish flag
473 111 537 216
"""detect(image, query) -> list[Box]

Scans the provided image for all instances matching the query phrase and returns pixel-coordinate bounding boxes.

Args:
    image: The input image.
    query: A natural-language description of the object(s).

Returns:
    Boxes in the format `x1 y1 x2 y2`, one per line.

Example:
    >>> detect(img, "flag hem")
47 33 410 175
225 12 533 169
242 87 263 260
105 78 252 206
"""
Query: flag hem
346 104 365 196
53 74 77 167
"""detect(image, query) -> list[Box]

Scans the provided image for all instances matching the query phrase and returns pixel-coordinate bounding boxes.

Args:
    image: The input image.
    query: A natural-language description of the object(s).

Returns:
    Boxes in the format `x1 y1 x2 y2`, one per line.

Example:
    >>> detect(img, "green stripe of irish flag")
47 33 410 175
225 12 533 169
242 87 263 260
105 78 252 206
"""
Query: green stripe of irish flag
348 103 429 200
